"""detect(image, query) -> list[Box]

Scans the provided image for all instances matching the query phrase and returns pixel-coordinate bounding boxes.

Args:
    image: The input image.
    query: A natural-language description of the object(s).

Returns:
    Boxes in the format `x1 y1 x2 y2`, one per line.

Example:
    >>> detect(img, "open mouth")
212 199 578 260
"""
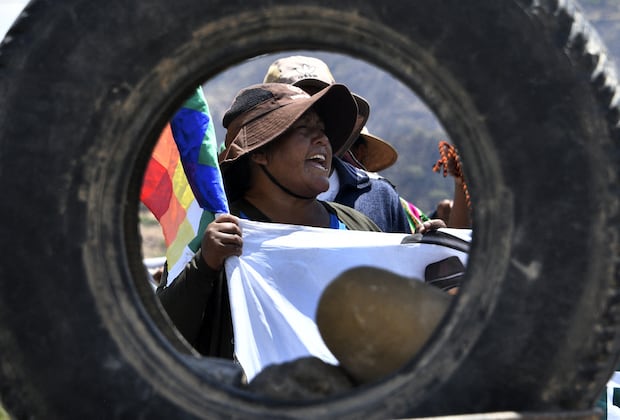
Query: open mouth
307 153 328 171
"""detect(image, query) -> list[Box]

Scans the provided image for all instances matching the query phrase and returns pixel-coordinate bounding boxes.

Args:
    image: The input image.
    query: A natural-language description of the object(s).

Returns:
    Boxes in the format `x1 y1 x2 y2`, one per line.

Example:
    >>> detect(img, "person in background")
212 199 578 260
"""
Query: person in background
341 126 398 174
339 125 433 232
431 140 472 228
263 55 442 234
429 198 453 226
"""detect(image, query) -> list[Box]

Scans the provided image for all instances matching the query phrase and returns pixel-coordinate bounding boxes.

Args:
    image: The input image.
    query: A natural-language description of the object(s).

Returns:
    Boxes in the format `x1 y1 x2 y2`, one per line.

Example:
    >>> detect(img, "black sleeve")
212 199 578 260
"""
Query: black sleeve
156 252 220 348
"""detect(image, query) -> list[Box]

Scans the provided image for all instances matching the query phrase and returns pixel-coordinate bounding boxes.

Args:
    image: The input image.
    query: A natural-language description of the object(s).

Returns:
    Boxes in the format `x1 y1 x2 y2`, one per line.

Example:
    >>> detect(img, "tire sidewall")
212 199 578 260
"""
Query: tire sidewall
0 0 618 418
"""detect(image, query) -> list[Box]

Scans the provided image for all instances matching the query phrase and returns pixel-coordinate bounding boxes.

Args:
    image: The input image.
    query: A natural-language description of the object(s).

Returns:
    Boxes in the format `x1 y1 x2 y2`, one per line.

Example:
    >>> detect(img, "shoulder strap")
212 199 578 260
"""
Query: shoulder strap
321 201 381 232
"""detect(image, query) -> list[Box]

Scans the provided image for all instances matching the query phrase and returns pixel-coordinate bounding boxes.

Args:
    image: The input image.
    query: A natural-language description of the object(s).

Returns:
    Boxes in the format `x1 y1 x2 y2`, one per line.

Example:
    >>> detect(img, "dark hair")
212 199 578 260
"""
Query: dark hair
223 155 252 202
352 135 367 148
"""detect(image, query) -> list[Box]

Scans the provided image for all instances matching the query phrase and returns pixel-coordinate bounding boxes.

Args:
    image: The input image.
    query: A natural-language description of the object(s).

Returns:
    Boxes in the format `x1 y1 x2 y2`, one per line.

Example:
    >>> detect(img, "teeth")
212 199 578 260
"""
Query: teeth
307 154 328 171
309 154 325 162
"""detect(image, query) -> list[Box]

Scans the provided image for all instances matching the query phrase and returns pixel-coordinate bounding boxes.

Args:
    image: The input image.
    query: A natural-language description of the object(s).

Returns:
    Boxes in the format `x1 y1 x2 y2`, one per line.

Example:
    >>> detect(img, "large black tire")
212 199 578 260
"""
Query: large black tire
0 0 618 418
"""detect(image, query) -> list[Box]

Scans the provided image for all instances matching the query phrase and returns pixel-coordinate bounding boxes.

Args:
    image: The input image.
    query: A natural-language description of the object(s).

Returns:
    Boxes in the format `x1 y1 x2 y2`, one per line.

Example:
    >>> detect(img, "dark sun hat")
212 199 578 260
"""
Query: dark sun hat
263 55 370 156
219 83 358 172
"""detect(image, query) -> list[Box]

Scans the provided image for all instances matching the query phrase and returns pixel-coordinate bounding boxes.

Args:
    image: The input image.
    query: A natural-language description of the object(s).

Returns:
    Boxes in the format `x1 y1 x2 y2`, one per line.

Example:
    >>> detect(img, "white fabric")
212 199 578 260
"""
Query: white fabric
224 219 470 381
607 372 620 419
316 171 340 201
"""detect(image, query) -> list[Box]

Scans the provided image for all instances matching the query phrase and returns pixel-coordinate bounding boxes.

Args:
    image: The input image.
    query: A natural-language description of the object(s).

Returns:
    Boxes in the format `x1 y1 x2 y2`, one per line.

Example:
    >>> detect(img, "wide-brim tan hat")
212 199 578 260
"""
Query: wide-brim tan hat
263 55 370 157
219 83 358 172
357 127 398 172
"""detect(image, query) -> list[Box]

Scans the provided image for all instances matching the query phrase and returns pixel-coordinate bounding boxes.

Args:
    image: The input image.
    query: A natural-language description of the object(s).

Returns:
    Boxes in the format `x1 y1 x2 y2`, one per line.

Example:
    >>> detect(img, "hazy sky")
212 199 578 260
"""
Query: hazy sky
0 0 29 41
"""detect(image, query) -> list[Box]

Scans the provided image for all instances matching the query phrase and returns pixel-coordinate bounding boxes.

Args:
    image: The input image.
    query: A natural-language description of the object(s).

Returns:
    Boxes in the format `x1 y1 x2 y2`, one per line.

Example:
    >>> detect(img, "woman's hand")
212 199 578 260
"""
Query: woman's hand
415 219 446 234
201 214 243 270
433 141 463 181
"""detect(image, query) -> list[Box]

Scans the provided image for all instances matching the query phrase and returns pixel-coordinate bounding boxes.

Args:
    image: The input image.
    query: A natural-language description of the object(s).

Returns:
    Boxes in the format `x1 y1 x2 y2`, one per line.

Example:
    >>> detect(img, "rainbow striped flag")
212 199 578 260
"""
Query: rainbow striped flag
141 87 228 283
400 197 429 233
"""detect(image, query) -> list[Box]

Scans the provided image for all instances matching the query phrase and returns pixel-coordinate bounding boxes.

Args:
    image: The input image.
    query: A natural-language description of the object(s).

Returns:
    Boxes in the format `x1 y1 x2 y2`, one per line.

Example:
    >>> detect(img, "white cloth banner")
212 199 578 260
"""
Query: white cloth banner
607 372 620 419
224 219 470 381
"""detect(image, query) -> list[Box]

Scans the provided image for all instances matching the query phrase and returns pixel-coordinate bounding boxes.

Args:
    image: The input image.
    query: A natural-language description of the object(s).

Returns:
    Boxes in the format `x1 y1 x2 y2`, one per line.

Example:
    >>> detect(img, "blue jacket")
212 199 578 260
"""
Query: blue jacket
329 158 411 234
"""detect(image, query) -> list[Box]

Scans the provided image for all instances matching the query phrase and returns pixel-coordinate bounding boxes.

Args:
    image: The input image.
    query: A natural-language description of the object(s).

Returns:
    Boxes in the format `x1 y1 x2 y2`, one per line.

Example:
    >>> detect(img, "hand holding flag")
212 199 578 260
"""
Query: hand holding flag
141 87 229 283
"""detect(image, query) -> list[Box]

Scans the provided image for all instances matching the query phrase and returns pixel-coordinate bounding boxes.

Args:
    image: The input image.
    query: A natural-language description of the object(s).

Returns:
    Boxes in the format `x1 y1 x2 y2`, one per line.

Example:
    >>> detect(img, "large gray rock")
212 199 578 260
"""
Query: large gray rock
244 356 355 400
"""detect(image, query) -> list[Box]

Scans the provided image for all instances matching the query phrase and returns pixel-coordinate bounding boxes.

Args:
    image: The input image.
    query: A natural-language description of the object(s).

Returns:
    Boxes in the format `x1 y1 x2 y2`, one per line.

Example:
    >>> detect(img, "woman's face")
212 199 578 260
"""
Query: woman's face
262 109 332 197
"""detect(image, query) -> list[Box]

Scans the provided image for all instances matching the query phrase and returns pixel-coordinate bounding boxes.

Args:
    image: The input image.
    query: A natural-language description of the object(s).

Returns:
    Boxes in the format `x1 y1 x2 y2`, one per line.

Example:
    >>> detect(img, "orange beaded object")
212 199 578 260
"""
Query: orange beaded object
432 141 472 209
